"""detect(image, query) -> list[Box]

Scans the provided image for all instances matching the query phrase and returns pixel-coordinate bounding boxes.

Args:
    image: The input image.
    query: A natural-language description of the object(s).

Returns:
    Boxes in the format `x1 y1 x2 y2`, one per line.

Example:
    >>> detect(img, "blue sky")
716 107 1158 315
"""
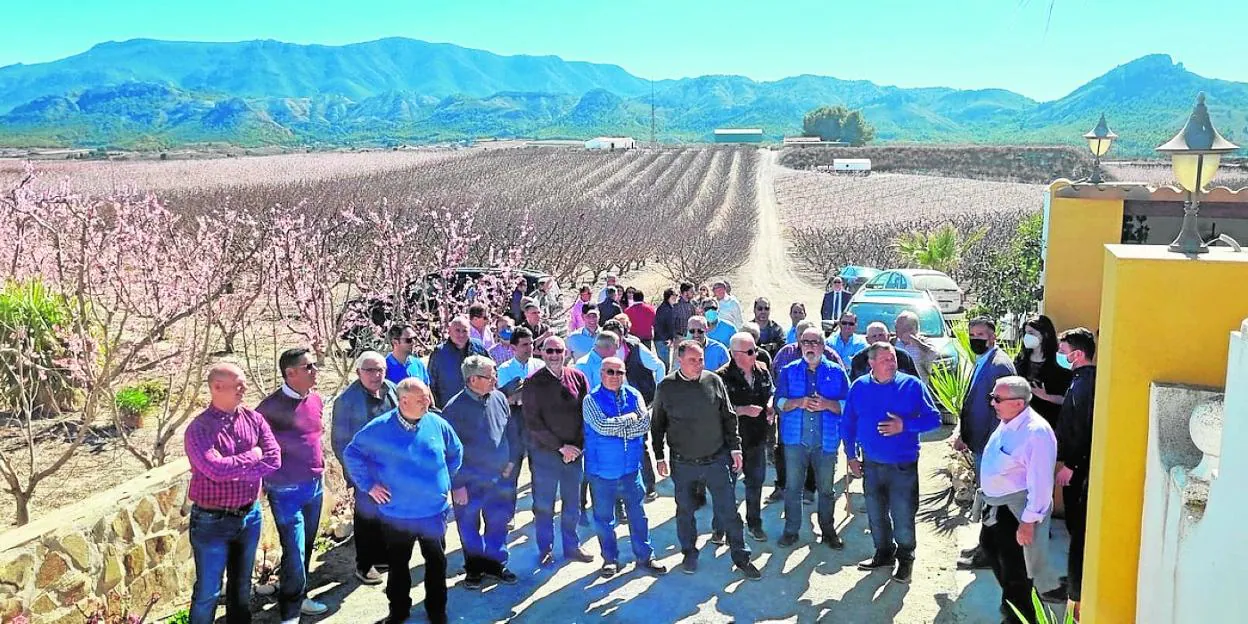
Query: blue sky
4 0 1246 101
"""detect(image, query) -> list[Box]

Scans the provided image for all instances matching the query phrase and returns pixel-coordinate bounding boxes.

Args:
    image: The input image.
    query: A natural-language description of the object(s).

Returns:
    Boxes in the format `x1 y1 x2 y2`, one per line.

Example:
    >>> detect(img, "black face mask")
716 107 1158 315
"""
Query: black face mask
969 338 990 355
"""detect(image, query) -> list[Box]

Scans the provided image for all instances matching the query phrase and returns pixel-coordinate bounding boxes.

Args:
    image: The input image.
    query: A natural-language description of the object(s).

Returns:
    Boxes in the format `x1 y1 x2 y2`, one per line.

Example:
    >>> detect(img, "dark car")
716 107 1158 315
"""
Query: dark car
837 265 881 294
337 267 550 354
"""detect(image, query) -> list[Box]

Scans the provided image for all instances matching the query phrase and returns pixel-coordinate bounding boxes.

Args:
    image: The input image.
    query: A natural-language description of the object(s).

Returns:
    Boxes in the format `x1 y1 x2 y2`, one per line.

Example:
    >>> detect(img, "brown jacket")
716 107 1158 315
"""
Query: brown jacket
522 366 590 452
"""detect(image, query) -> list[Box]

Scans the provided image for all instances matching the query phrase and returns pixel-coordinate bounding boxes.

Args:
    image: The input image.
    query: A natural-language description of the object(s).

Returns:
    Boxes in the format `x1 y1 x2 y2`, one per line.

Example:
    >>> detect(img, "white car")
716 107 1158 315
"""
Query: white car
862 269 965 315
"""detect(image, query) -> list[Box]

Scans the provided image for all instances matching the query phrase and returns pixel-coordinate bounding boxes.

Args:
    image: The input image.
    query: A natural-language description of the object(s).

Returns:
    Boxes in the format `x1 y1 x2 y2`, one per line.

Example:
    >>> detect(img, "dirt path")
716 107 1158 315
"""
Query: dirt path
727 149 825 314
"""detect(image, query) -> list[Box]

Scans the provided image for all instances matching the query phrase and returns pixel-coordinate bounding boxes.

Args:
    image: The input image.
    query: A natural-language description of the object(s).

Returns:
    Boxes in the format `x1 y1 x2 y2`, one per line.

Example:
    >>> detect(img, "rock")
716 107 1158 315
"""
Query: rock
101 550 124 592
59 532 95 570
133 497 158 533
111 509 135 543
155 483 183 516
55 574 88 605
1 597 25 620
0 553 33 588
145 534 175 562
124 545 146 578
152 565 182 600
174 531 192 562
35 552 70 587
30 593 57 615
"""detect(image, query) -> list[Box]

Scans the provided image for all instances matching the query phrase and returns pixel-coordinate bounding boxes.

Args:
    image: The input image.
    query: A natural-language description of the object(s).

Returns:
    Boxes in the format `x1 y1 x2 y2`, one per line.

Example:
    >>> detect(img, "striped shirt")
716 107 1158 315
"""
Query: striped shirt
185 404 282 509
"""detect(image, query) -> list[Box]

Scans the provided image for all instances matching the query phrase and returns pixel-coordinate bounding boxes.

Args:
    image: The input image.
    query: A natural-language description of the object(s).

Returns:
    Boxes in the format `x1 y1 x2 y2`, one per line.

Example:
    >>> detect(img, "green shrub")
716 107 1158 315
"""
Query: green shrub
114 386 153 417
0 280 80 416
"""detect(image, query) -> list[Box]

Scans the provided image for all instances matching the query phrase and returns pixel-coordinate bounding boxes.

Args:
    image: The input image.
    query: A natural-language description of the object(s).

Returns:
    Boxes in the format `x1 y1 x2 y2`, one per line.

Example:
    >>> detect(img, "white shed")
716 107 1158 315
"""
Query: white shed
585 137 636 151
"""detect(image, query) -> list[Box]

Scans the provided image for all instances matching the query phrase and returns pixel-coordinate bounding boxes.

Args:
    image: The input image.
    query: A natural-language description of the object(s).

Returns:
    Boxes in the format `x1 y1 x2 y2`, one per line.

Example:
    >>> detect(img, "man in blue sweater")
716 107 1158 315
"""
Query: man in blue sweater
774 328 851 549
441 355 522 589
843 342 941 585
582 357 668 579
343 378 463 624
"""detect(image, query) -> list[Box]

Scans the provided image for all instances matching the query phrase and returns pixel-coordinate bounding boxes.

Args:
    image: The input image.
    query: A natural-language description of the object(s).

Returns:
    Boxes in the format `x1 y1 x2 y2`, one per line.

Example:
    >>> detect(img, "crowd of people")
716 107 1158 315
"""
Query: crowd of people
183 272 1098 624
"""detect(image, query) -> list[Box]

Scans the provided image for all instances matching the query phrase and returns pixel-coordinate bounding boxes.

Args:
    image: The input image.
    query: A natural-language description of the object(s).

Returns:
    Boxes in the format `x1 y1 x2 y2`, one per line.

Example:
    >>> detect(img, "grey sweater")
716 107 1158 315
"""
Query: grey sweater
651 370 740 461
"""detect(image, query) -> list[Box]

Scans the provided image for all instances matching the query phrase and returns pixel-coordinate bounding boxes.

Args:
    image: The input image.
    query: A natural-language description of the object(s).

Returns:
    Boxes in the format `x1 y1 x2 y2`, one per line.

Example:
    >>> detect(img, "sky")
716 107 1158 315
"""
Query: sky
4 0 1247 101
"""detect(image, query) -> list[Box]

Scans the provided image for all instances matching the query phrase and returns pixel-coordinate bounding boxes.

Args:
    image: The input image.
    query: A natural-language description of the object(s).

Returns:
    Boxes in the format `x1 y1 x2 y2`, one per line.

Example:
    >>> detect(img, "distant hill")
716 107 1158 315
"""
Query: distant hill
0 39 1244 155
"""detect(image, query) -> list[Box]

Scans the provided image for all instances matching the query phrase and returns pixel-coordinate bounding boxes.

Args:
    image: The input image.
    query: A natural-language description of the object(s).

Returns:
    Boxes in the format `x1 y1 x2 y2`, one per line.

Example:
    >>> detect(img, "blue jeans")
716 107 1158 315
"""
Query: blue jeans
739 443 768 530
782 445 837 537
189 502 262 624
656 340 671 369
530 448 584 555
671 451 751 566
863 460 920 561
588 470 653 563
265 478 324 620
452 477 515 574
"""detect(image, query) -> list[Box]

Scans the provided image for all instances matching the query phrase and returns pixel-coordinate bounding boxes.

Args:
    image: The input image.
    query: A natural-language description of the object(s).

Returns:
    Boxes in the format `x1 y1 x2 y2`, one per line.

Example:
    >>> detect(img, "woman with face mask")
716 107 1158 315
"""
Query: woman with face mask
1013 315 1073 426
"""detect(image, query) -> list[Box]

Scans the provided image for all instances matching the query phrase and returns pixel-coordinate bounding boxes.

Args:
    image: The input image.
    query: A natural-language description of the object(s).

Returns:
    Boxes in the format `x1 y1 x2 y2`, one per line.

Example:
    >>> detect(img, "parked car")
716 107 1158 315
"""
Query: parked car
861 269 965 315
337 267 550 354
846 289 959 371
836 265 880 294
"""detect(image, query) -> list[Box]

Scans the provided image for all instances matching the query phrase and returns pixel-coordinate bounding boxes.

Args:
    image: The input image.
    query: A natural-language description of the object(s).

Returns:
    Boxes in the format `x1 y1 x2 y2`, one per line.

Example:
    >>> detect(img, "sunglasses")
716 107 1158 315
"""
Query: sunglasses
302 363 319 372
840 321 857 327
799 339 822 346
988 393 1021 403
603 369 626 377
689 329 706 335
544 348 565 355
756 306 770 311
733 348 758 356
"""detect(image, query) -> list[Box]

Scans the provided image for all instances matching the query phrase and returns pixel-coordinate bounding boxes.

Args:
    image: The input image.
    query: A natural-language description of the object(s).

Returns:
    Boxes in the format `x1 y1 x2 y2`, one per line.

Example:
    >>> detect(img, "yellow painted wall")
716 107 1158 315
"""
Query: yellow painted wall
1041 186 1123 333
1083 245 1248 624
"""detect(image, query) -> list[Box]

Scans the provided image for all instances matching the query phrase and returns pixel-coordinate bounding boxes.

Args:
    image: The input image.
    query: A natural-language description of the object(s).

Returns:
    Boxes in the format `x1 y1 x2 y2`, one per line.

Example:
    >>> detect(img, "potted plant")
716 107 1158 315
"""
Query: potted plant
114 385 153 430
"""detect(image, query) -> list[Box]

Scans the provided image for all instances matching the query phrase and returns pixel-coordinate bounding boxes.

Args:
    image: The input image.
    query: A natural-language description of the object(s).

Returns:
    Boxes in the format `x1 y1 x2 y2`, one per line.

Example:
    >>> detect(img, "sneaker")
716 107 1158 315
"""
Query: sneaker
735 561 763 581
567 548 594 563
1040 586 1068 604
709 531 727 546
857 553 896 571
681 553 698 574
956 552 992 570
891 559 913 584
600 562 619 579
777 533 799 548
616 507 629 523
959 545 979 559
373 564 390 573
301 599 329 616
766 488 785 503
488 568 519 585
637 559 668 575
802 490 815 503
644 491 659 503
463 572 484 590
822 531 844 550
506 520 515 531
538 551 555 567
748 526 768 542
354 567 384 585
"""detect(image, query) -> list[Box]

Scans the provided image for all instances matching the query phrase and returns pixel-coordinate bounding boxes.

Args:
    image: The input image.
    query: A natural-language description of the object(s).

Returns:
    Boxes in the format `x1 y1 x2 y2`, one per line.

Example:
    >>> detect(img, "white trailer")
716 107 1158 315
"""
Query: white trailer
832 158 871 176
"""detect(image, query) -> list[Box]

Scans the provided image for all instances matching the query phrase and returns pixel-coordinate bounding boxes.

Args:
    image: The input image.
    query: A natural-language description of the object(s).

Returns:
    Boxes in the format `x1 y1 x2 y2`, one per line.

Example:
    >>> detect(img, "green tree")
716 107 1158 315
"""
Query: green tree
962 213 1045 332
892 223 986 275
802 105 875 146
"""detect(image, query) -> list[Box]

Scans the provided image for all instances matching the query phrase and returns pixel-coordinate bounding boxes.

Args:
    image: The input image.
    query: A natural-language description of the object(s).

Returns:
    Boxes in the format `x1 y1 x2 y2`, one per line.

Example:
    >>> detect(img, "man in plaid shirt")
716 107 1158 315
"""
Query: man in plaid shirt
184 362 282 624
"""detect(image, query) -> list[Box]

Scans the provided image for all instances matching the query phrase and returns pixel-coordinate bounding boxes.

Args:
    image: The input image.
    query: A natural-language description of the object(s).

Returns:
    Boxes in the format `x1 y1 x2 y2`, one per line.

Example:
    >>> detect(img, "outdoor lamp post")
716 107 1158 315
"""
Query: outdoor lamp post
1084 113 1117 183
1156 92 1240 255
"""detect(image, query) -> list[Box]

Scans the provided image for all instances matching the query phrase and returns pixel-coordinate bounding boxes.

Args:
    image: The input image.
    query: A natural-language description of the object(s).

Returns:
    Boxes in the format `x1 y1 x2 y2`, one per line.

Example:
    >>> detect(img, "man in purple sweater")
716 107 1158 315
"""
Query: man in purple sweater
257 348 328 622
185 363 281 624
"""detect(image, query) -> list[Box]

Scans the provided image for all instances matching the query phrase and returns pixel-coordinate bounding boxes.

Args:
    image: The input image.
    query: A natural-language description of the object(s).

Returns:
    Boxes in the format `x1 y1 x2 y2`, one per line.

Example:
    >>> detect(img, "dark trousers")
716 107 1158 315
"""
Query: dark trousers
1064 477 1089 602
739 443 768 530
381 516 448 624
530 448 584 554
353 502 385 574
671 451 751 566
641 435 657 493
452 479 515 575
863 460 919 561
980 504 1036 624
774 440 817 492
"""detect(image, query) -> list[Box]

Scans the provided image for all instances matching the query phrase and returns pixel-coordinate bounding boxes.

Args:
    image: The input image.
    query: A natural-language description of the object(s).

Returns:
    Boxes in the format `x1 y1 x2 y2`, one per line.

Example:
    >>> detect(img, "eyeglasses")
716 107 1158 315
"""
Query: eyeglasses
733 348 758 356
688 329 706 335
988 393 1021 403
543 348 565 355
603 369 626 377
799 339 822 346
471 373 497 381
840 322 857 327
303 363 319 372
359 366 385 374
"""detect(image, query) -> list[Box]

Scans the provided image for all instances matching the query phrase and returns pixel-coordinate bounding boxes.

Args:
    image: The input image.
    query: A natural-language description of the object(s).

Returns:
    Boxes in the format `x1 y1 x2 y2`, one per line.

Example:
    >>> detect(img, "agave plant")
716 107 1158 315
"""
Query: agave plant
1008 588 1077 623
929 321 973 417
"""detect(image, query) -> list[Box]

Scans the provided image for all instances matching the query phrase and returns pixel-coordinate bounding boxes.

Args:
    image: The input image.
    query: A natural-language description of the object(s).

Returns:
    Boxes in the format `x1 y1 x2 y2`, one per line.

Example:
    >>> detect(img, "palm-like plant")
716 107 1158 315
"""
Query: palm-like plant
892 223 986 275
1008 588 1077 623
929 321 973 417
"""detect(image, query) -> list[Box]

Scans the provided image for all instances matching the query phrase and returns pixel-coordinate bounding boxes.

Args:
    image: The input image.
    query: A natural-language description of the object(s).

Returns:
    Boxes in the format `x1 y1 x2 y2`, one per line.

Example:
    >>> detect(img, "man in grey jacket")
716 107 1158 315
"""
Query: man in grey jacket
331 351 398 585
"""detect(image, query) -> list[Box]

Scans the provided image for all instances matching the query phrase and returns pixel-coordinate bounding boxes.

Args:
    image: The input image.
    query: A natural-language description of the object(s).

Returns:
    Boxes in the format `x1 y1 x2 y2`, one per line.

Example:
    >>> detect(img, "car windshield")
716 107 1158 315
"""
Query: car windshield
844 267 878 279
848 302 947 337
913 274 959 291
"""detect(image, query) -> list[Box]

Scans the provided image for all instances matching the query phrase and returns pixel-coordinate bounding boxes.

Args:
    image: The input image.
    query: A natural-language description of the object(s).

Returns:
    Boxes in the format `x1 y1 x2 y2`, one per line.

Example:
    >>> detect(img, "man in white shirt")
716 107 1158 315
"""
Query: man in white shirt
978 376 1057 623
496 326 545 523
712 280 744 329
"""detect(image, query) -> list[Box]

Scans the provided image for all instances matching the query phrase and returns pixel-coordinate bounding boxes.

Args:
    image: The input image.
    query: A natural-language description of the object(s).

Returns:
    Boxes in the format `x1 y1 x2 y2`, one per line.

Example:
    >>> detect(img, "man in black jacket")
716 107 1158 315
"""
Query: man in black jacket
850 322 919 381
717 332 774 543
1043 328 1097 607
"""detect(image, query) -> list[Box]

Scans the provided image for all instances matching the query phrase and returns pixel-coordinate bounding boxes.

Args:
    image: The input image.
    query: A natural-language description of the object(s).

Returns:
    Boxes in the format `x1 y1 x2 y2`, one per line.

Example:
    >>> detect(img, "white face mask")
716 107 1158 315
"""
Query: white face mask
1022 334 1041 350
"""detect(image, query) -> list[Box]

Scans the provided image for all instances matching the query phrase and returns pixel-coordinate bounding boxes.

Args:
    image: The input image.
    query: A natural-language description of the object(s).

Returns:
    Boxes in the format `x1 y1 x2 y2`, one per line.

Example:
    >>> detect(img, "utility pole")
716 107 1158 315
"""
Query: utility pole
650 80 656 147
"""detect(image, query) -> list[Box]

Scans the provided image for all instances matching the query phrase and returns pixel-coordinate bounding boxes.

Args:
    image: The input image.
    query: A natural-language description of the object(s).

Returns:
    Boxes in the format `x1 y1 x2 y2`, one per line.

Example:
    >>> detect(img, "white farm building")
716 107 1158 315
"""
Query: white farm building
585 137 636 151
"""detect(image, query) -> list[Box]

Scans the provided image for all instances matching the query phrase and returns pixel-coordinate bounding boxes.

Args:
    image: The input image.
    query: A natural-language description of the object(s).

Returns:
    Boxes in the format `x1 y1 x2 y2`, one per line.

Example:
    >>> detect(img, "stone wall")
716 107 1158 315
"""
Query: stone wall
0 459 194 623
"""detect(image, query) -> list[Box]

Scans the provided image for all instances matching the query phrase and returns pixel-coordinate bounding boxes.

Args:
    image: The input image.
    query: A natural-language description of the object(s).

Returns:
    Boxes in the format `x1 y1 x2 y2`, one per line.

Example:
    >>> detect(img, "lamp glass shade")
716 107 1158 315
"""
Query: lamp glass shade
1171 153 1220 192
1088 137 1113 157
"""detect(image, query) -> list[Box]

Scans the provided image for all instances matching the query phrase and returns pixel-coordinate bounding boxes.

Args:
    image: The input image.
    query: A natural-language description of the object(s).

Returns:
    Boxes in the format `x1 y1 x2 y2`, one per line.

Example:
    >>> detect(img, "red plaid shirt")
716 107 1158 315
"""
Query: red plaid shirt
185 403 282 509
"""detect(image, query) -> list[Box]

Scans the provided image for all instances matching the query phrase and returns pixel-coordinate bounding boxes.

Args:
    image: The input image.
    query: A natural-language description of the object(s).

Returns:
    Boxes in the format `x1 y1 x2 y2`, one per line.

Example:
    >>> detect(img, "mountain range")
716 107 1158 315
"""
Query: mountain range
1 38 1245 156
